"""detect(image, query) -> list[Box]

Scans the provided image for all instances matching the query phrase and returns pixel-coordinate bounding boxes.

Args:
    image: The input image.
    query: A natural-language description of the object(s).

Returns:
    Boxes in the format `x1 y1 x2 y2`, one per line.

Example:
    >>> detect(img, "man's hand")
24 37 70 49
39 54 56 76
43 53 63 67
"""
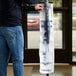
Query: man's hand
35 4 44 11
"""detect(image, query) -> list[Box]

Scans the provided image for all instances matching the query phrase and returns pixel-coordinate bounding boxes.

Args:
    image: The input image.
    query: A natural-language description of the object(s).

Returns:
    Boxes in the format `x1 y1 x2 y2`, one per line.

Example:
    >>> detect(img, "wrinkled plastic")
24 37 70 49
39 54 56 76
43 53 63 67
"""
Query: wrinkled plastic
39 3 54 74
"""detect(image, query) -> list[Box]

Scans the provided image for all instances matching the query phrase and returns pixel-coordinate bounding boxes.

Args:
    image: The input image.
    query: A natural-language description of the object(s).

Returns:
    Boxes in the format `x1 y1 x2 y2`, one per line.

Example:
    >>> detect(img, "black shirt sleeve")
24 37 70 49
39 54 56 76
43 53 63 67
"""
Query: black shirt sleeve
23 0 41 4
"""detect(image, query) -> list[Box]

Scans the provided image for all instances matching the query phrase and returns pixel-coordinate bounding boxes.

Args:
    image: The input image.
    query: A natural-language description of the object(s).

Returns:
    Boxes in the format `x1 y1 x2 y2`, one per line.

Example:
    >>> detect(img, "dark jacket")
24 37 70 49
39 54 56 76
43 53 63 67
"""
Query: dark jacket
0 0 40 26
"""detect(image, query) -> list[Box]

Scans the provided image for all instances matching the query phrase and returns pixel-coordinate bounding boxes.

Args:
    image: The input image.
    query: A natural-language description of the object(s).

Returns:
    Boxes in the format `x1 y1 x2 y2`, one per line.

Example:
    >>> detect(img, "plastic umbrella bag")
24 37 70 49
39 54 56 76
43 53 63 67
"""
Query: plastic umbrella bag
39 2 54 74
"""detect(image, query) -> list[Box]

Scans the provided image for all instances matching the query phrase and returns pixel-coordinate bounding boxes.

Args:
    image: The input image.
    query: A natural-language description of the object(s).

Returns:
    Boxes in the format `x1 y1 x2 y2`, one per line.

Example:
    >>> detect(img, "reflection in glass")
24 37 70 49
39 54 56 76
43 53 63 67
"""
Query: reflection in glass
54 13 62 48
27 13 62 49
50 0 62 7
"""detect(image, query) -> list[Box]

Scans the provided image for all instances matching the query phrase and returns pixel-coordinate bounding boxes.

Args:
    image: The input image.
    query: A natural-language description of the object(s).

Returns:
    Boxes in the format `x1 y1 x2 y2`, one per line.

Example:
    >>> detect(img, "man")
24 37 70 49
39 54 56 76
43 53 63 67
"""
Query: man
0 0 44 76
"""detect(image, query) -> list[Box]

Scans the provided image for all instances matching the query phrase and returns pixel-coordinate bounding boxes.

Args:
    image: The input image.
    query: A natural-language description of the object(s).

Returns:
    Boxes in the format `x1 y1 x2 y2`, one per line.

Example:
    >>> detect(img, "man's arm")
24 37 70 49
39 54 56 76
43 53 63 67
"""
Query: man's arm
23 0 41 4
16 0 41 6
22 0 44 11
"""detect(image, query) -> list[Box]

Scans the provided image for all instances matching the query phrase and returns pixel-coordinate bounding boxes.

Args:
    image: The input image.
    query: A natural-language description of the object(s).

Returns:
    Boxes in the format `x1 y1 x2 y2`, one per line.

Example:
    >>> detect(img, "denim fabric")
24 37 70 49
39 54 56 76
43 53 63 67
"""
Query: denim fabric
0 26 24 76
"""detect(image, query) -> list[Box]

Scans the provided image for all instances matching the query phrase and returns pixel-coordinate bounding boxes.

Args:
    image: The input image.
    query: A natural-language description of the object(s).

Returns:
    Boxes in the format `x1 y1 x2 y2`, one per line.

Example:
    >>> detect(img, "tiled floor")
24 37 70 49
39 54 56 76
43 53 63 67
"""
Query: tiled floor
31 64 72 76
7 64 76 76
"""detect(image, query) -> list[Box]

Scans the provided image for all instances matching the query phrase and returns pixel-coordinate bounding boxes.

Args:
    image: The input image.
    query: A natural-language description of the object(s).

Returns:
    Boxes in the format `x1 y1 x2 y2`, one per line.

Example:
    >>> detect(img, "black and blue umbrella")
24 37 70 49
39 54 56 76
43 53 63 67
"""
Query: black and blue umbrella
39 0 54 74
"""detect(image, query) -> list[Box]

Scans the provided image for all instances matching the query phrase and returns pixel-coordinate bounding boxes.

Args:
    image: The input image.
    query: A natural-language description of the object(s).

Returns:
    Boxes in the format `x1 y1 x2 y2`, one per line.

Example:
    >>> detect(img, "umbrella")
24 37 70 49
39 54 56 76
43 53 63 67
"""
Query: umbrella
39 0 54 74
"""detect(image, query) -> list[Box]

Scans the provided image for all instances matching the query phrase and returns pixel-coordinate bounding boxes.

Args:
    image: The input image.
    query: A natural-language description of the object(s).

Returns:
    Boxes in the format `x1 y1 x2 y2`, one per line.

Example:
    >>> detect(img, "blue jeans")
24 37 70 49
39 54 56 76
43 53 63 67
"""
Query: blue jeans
0 26 24 76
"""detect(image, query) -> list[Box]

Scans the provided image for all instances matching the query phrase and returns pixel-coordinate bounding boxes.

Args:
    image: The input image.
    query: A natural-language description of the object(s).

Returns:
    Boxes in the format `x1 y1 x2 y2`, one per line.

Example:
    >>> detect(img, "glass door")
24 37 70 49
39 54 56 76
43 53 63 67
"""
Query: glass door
23 0 72 63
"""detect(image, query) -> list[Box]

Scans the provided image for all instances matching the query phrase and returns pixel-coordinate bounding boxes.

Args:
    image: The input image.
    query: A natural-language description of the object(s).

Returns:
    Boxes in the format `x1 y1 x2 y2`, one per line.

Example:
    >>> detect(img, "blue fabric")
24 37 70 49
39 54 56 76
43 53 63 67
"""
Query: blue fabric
0 26 24 76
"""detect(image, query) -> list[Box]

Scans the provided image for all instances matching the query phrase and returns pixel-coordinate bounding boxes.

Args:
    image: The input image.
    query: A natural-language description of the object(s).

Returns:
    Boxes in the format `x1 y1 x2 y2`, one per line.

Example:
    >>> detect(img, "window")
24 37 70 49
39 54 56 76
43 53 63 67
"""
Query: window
23 0 72 63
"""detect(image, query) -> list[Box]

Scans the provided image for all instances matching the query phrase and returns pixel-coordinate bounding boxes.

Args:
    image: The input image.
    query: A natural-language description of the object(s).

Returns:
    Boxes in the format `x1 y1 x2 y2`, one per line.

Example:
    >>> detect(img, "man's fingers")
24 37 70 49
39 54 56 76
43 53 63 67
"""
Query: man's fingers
35 4 44 11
